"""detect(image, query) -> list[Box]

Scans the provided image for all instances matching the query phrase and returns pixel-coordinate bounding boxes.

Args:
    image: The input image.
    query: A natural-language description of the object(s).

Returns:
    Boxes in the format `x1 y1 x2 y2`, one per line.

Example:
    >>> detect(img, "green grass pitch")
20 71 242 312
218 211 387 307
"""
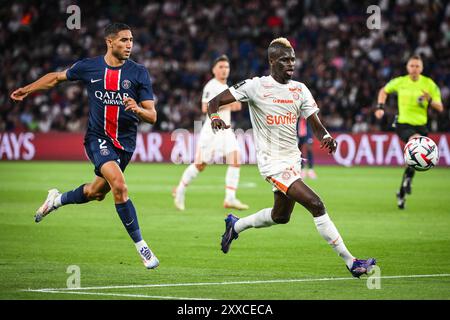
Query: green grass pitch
0 162 449 300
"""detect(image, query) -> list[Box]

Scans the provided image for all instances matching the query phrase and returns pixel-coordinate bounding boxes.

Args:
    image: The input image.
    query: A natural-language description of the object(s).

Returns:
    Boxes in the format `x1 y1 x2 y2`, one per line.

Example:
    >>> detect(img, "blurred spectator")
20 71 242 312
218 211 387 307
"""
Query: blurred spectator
0 0 448 134
352 114 369 133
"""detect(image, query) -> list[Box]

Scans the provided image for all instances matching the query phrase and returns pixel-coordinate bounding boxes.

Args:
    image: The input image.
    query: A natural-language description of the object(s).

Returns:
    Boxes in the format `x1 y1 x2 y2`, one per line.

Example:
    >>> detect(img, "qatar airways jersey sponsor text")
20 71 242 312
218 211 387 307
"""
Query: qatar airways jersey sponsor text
94 90 130 105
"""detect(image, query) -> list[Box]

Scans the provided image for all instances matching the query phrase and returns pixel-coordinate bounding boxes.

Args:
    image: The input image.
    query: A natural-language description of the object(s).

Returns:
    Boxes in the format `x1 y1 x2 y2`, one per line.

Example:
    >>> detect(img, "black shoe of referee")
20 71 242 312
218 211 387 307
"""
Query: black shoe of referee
396 191 406 209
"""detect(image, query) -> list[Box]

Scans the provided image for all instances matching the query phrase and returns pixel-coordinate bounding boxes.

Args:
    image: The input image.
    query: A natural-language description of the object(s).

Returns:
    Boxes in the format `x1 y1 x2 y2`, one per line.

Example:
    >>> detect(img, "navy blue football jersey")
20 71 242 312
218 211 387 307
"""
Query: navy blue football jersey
66 56 154 152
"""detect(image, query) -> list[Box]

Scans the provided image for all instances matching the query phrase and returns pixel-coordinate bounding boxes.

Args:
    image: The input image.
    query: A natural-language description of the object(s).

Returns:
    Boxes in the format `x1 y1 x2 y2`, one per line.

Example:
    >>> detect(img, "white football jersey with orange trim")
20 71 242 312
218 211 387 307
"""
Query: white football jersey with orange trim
197 78 239 162
229 75 319 176
202 78 231 125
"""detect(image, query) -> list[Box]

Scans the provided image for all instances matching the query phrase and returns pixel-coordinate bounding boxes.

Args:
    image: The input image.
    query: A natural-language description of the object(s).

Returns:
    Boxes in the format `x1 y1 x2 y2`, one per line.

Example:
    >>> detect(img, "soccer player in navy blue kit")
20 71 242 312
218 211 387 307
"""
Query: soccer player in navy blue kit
10 23 159 269
297 117 317 179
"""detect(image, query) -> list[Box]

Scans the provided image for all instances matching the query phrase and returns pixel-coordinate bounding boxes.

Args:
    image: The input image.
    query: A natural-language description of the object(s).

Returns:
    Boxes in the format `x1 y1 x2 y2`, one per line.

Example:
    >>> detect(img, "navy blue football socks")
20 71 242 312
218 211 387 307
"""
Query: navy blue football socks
60 186 142 243
307 149 314 169
61 184 89 205
115 199 143 243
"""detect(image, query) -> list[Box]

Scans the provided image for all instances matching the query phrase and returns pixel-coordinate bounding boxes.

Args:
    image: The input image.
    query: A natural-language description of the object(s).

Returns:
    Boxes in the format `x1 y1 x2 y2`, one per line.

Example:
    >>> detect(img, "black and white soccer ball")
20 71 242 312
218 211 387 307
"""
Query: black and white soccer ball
403 136 439 171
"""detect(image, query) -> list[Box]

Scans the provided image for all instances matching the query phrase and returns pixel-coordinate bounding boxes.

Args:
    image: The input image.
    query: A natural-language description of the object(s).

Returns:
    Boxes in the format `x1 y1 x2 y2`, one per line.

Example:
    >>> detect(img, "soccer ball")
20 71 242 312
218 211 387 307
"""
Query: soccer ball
403 136 439 171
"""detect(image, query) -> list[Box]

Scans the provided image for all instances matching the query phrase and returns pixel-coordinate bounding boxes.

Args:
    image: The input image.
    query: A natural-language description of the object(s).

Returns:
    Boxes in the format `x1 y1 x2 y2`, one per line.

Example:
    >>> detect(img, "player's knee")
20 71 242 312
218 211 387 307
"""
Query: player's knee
112 182 128 197
308 198 325 216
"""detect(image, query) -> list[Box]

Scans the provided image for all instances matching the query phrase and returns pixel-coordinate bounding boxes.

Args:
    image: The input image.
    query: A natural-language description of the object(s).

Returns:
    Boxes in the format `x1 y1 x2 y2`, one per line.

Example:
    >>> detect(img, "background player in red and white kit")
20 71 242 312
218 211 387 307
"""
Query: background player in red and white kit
173 55 248 211
207 38 376 277
10 23 159 269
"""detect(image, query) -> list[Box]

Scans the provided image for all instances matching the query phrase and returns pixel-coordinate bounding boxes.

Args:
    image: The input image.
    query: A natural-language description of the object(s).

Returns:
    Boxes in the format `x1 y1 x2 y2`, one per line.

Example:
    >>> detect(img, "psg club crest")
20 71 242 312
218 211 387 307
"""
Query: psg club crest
121 79 131 89
292 92 300 100
100 148 110 156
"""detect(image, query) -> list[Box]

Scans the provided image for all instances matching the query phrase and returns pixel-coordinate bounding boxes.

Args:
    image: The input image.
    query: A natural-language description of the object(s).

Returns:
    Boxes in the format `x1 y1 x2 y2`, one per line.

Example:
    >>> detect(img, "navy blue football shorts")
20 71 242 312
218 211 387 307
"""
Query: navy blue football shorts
84 137 133 177
298 130 314 146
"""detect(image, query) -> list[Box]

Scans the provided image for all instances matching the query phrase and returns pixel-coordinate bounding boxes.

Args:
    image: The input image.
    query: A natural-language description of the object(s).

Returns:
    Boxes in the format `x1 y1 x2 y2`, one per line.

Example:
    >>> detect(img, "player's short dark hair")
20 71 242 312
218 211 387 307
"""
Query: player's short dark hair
104 23 131 38
409 54 423 61
212 55 229 68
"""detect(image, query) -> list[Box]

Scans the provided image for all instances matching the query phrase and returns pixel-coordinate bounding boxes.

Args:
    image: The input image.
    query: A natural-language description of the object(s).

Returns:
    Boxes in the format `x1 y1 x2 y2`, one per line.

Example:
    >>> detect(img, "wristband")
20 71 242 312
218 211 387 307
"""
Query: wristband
322 134 332 140
377 103 385 110
210 113 221 121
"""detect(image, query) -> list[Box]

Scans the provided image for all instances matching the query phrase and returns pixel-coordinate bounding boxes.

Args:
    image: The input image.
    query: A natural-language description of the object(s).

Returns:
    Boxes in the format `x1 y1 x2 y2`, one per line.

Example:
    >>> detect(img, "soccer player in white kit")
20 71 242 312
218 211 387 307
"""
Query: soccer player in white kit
173 55 249 211
207 38 376 277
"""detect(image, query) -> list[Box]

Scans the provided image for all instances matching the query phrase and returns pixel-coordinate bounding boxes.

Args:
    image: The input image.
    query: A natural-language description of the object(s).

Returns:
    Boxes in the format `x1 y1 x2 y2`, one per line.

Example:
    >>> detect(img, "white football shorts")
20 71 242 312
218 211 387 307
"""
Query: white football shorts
196 127 240 164
265 162 302 194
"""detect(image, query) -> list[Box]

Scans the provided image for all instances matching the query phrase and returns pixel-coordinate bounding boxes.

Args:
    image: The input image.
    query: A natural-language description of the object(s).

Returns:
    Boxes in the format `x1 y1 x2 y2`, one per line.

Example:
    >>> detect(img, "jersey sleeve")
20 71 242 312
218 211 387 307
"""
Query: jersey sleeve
384 77 400 94
228 78 256 102
66 59 88 81
428 79 442 104
137 67 154 102
201 83 212 103
299 84 319 119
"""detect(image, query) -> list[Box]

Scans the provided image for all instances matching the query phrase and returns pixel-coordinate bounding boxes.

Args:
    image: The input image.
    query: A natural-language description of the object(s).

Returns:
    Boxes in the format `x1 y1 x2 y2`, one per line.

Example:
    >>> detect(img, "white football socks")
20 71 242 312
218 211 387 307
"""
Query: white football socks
314 213 355 268
233 209 355 268
234 208 275 233
225 166 240 201
177 164 200 193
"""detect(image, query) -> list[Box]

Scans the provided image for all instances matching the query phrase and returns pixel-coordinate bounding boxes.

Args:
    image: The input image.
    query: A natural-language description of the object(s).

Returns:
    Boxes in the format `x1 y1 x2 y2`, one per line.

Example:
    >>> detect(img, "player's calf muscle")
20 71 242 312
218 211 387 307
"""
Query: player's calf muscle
83 184 107 201
271 199 294 224
271 212 291 224
87 190 107 201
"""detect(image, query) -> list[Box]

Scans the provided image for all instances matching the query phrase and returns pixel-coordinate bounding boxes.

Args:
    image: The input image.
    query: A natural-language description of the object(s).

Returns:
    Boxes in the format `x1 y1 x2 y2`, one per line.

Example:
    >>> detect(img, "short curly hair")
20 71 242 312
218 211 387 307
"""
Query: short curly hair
269 37 292 48
268 37 293 60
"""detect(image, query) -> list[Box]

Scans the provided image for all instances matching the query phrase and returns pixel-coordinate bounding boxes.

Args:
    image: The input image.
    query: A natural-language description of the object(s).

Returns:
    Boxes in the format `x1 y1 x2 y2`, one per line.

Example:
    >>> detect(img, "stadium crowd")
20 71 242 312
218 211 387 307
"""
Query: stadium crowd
1 0 449 134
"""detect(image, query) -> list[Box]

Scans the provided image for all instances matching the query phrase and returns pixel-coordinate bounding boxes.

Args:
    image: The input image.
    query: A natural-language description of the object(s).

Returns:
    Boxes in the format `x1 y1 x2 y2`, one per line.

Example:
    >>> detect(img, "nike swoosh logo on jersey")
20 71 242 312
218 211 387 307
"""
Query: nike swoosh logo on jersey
90 79 102 83
263 93 274 98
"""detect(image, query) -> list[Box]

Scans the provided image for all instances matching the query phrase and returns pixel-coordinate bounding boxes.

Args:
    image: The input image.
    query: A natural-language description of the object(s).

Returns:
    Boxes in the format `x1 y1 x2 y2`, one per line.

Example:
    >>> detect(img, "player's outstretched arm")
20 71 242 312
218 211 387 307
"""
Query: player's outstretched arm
124 98 157 124
203 101 241 114
375 87 388 119
10 70 68 101
307 113 337 154
207 89 236 131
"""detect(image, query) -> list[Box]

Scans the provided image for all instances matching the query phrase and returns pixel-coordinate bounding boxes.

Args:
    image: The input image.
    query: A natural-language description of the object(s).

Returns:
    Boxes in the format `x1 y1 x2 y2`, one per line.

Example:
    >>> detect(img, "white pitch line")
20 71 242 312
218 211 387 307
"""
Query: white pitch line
25 289 214 300
25 273 450 292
